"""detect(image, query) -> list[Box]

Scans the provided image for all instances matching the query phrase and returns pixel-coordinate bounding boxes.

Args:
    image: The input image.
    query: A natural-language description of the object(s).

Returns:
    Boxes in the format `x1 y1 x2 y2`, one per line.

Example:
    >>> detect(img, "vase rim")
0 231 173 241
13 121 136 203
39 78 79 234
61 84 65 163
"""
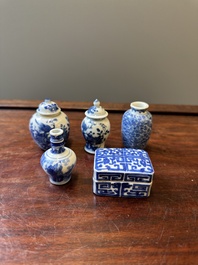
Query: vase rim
50 128 63 136
130 101 149 110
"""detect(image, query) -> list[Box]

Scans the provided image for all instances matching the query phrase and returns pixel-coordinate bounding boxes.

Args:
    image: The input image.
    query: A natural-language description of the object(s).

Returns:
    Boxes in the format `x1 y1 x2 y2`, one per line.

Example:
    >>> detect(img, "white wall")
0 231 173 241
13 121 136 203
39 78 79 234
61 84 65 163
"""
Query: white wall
0 0 198 104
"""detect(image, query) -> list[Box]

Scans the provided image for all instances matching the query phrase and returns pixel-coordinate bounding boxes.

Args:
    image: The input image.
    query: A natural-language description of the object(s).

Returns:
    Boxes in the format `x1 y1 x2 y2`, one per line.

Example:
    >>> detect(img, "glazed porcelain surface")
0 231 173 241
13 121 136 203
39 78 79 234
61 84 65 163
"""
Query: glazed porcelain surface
81 99 110 154
40 128 76 185
93 148 154 197
29 99 70 150
121 101 152 149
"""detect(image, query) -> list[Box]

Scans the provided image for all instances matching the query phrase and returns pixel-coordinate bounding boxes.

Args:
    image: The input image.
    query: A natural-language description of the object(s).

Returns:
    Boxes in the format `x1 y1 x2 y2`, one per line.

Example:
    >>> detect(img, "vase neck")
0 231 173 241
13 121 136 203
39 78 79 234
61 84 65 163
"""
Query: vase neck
49 128 65 154
131 108 147 113
51 142 65 154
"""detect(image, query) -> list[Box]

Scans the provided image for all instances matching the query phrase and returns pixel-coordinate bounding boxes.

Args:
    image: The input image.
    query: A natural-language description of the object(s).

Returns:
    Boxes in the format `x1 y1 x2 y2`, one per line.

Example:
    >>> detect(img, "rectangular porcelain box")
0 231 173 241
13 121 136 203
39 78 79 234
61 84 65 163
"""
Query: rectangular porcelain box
93 148 154 198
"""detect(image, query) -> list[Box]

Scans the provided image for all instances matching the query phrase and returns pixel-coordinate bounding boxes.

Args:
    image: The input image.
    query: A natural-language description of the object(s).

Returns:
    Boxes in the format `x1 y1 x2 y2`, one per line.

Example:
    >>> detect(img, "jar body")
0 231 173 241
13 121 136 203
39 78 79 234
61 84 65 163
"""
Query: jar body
121 103 152 149
81 117 110 154
29 111 70 150
40 129 76 185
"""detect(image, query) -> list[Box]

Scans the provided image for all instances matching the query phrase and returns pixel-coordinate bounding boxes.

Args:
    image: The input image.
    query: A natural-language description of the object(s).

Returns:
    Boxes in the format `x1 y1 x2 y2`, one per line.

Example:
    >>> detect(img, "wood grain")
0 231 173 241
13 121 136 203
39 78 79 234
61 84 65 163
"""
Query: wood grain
0 101 198 264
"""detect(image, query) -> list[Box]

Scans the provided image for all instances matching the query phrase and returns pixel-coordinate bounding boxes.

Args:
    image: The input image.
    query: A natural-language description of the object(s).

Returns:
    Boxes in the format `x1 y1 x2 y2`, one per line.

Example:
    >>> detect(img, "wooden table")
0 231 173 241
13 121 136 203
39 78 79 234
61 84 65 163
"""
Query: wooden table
0 100 198 265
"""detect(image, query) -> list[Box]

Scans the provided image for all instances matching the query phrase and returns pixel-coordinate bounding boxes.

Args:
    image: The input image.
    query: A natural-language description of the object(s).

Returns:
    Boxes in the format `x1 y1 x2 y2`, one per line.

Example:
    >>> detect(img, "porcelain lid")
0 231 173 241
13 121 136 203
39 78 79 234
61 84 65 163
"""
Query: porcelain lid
85 99 108 119
37 99 61 116
94 148 154 175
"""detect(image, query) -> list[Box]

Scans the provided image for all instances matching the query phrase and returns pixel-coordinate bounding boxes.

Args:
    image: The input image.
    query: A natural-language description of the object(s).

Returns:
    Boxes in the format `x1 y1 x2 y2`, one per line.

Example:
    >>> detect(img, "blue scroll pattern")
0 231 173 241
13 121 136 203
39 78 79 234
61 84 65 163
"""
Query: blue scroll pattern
95 148 154 174
94 181 151 197
93 148 154 197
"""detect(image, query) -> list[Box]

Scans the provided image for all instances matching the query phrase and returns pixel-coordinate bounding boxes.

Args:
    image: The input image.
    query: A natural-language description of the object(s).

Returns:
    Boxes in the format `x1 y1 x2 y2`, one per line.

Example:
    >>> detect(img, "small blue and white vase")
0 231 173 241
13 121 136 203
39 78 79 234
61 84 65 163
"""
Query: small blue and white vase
29 99 70 150
81 99 110 154
40 128 76 185
121 101 152 149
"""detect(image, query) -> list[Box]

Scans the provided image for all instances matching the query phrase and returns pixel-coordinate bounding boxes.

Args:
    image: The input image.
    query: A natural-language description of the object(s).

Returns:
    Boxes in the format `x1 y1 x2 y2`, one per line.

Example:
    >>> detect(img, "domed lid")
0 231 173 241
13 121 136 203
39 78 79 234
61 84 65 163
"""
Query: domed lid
85 99 108 119
37 99 61 116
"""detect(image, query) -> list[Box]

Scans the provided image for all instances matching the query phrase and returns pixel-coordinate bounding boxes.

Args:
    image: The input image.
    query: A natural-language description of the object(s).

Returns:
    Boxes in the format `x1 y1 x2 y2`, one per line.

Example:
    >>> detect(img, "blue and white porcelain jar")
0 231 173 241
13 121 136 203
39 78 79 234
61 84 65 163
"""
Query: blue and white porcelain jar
40 128 76 185
29 99 70 150
121 101 152 149
81 99 110 154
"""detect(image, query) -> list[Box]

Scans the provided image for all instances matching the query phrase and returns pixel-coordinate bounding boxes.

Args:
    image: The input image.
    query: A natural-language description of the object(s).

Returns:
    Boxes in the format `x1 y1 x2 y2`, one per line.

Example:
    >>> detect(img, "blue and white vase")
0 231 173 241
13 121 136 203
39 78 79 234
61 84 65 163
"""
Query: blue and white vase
121 101 152 149
29 99 70 150
40 128 76 185
81 99 110 154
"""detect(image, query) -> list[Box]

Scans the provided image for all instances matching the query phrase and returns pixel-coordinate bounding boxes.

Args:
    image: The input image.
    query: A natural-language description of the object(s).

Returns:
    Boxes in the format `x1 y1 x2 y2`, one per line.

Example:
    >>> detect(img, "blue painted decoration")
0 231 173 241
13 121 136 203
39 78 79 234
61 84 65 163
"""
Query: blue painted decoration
121 101 152 149
40 128 76 185
93 148 154 197
29 99 70 150
81 99 110 154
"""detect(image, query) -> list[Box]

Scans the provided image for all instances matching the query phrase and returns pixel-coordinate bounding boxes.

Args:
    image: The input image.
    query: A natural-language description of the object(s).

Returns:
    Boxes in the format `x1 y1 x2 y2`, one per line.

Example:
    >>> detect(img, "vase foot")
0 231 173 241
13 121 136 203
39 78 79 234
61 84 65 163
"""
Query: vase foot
84 146 96 154
49 176 71 185
84 143 105 154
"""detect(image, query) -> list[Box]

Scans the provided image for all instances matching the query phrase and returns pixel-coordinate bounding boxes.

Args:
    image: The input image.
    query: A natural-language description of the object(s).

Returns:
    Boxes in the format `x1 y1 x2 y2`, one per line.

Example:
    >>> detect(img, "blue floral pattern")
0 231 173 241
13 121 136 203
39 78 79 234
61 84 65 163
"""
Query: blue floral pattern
40 129 76 185
81 117 110 153
29 114 70 150
37 102 59 113
121 108 152 149
41 156 74 184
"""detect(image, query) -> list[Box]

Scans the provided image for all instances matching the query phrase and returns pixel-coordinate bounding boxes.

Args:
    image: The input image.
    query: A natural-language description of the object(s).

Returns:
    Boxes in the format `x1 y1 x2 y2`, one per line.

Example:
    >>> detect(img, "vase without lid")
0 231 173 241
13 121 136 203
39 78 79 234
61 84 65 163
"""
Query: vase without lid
40 128 76 185
121 101 152 149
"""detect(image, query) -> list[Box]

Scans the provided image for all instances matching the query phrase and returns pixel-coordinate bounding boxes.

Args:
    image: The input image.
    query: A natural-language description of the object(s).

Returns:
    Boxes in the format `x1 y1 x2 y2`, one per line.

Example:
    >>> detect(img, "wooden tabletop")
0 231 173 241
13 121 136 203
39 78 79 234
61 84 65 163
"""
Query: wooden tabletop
0 100 198 265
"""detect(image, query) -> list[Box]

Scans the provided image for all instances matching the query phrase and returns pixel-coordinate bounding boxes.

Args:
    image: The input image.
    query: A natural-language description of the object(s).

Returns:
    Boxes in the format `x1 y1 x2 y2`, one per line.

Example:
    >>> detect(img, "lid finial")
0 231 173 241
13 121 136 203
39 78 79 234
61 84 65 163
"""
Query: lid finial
85 99 108 119
94 99 100 108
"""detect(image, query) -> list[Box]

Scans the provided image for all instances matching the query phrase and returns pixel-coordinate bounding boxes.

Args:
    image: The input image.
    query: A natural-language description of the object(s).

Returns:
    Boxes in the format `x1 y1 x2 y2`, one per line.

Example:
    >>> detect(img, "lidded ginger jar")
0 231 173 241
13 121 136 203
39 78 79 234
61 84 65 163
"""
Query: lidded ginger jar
29 99 70 150
81 99 110 154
